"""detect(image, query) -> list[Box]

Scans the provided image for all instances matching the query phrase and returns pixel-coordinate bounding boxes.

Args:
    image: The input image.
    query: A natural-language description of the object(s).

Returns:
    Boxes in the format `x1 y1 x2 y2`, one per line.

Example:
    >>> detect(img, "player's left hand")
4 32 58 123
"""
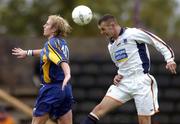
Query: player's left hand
62 82 66 90
166 61 177 74
61 74 71 90
113 74 123 86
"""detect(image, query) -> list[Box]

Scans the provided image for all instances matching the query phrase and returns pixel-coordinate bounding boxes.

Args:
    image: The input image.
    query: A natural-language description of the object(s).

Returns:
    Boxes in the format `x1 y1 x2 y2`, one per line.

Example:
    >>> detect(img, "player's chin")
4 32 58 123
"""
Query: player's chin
106 36 112 40
104 34 111 40
43 32 47 37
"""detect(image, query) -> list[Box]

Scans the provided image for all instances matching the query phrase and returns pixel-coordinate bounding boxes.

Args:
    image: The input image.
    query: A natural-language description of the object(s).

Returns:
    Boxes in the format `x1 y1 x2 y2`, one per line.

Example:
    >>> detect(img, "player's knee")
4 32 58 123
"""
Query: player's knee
138 115 151 124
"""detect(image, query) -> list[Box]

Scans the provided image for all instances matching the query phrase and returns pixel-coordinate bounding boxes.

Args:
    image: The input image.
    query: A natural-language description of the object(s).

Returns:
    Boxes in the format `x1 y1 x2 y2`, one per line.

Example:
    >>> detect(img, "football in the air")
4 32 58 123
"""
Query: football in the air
72 5 93 26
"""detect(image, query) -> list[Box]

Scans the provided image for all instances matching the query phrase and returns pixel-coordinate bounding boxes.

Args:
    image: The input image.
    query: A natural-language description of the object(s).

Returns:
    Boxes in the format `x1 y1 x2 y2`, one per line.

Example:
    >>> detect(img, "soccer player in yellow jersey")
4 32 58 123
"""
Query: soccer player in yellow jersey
12 15 73 124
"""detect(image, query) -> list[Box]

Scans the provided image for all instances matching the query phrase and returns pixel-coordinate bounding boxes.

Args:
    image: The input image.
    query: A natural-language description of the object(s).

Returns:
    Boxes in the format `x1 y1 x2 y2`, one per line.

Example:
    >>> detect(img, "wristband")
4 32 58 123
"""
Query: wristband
27 50 33 56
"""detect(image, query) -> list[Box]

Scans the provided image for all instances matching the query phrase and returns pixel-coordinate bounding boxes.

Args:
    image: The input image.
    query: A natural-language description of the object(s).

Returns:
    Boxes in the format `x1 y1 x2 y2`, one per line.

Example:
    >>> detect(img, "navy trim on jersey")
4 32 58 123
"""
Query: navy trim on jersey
109 27 126 44
136 41 150 73
119 27 126 36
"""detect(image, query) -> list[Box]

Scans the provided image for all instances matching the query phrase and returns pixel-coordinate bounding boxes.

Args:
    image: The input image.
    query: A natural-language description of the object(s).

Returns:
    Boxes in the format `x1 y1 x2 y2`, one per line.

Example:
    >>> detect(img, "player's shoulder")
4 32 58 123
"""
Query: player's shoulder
125 27 142 34
49 37 60 44
124 27 146 37
49 37 67 47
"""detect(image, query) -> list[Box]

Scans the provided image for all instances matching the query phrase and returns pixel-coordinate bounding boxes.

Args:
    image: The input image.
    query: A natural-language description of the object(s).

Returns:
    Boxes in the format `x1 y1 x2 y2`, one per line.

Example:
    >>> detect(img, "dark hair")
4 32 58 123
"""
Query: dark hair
98 14 117 25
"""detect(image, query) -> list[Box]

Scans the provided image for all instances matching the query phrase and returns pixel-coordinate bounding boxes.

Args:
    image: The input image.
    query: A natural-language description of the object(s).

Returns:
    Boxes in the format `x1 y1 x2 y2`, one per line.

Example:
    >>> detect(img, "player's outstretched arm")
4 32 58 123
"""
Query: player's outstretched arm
12 48 42 58
166 60 177 74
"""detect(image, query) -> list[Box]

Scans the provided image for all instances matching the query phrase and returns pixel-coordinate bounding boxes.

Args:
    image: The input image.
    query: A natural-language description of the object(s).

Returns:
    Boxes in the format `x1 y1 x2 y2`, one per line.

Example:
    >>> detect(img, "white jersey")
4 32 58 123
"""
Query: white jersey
108 28 174 76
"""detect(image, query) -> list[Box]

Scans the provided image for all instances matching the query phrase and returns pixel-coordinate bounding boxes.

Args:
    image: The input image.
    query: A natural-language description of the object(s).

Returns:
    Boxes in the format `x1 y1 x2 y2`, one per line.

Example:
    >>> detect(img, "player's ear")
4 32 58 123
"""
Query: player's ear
52 27 57 34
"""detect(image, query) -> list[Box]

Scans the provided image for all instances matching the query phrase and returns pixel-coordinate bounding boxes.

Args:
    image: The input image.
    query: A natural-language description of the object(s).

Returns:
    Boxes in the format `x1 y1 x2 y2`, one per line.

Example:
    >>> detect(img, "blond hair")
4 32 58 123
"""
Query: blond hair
49 15 72 37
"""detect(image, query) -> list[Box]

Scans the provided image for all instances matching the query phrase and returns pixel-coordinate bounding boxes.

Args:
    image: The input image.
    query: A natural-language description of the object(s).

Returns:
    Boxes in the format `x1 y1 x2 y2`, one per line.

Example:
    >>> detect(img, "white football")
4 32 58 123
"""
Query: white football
72 5 93 26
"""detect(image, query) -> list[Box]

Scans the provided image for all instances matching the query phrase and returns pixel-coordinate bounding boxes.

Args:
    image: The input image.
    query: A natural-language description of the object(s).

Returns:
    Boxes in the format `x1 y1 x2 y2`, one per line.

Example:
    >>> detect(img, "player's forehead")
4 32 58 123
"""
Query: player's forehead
98 21 110 29
46 18 53 25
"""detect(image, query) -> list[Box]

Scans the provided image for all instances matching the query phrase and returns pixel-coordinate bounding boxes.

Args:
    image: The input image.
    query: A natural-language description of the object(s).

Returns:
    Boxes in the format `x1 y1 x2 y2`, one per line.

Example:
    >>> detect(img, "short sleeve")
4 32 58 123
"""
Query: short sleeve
45 39 68 65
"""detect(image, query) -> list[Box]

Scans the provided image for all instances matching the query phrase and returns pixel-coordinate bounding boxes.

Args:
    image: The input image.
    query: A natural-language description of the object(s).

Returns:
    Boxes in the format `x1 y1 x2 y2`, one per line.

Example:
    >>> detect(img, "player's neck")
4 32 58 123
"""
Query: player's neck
48 35 54 40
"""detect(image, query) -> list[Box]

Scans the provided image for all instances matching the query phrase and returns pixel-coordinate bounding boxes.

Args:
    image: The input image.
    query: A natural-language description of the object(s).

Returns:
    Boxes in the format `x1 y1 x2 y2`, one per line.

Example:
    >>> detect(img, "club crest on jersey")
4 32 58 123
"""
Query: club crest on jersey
123 39 128 44
115 49 128 62
117 39 127 46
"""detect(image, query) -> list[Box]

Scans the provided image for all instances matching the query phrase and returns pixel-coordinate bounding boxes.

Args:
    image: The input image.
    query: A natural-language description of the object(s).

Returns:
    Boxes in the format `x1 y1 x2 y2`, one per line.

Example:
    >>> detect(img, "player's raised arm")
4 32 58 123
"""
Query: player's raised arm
130 28 177 74
133 28 175 63
12 48 42 58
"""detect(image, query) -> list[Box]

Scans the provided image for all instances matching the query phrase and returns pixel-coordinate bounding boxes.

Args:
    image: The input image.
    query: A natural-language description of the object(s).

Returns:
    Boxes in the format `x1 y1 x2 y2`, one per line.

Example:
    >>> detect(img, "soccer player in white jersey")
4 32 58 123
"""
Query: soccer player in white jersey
80 14 177 124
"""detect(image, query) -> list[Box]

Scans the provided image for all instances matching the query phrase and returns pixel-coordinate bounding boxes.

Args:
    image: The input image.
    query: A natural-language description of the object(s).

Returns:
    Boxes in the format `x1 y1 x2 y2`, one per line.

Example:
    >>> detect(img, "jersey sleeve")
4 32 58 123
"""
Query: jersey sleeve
131 28 175 63
45 39 68 66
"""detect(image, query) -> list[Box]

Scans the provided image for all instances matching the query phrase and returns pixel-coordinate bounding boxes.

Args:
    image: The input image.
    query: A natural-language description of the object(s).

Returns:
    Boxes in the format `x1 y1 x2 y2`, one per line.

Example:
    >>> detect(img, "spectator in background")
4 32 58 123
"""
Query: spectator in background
80 14 177 124
0 108 15 124
12 15 74 124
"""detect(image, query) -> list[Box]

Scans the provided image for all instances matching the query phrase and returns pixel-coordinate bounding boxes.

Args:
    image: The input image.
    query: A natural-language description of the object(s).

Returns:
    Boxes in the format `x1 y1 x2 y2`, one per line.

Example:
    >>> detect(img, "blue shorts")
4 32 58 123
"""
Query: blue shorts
33 83 74 119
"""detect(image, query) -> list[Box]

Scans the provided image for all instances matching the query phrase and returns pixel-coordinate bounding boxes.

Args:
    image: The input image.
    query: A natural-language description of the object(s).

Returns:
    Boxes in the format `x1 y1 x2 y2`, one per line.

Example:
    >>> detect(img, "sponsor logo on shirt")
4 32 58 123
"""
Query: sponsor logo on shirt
115 49 128 62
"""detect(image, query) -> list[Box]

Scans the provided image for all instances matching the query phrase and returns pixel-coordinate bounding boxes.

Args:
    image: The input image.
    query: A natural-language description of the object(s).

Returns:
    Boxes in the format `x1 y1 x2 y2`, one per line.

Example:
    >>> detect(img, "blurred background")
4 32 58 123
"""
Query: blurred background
0 0 180 124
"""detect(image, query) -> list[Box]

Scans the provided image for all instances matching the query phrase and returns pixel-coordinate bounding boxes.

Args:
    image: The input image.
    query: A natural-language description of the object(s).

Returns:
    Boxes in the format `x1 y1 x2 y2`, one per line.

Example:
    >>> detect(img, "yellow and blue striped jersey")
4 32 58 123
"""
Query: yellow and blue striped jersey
40 36 69 84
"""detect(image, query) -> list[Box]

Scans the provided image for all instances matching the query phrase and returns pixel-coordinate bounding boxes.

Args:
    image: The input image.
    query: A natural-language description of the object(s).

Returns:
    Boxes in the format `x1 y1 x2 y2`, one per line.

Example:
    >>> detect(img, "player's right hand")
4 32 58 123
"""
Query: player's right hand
166 60 177 74
113 74 123 85
12 48 27 59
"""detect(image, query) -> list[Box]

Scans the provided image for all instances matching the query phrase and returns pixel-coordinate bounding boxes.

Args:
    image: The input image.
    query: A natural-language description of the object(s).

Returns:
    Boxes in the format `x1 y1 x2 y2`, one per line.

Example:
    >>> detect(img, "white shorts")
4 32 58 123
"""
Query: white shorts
105 73 159 116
